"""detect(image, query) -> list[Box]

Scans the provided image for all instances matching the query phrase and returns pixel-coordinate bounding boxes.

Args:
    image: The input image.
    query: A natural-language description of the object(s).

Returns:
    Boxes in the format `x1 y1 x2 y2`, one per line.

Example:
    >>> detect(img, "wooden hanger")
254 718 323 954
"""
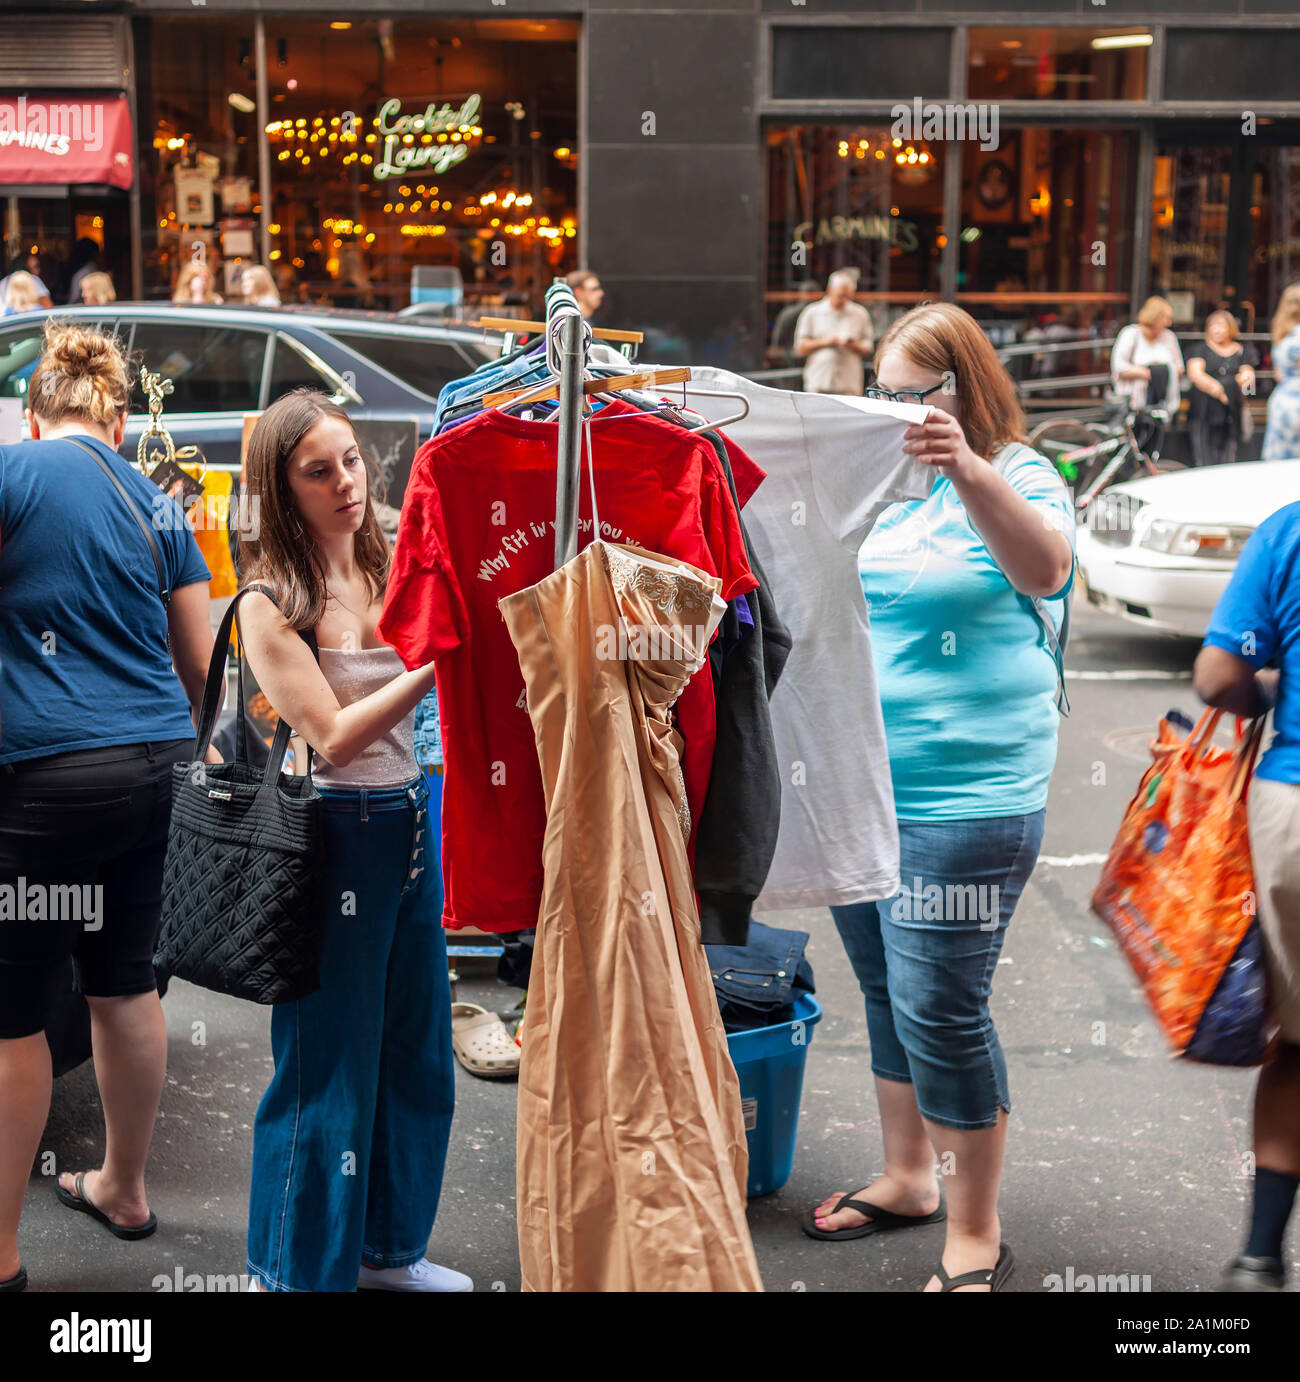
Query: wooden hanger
470 315 643 345
485 366 691 410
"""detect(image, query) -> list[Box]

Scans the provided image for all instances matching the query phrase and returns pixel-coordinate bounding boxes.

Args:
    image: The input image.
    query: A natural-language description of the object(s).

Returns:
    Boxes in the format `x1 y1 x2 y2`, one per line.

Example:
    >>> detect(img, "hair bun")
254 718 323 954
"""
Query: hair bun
30 320 130 428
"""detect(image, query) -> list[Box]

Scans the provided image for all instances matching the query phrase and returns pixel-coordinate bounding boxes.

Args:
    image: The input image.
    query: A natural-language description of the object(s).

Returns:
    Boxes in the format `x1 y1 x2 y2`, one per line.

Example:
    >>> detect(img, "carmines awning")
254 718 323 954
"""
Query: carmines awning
0 95 133 190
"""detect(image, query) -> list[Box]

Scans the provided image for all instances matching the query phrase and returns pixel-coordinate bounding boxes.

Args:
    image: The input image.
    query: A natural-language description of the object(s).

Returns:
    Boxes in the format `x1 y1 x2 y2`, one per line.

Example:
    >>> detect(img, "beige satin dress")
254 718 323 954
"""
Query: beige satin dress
499 540 763 1292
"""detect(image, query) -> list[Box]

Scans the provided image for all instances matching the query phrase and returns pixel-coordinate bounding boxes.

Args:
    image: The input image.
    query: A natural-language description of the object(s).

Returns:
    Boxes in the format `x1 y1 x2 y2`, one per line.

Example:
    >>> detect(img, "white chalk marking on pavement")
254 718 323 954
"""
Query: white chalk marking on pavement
1066 669 1190 681
1038 852 1109 867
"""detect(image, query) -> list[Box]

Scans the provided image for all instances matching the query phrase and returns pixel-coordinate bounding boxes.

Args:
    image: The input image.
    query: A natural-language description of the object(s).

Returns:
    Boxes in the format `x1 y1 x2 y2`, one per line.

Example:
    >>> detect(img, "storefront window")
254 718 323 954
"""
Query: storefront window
1149 135 1300 340
1150 144 1231 328
1247 145 1300 334
766 124 945 361
1165 29 1300 104
967 28 1149 103
259 17 577 314
770 27 950 103
2 195 129 308
957 128 1136 365
137 17 261 300
139 16 579 313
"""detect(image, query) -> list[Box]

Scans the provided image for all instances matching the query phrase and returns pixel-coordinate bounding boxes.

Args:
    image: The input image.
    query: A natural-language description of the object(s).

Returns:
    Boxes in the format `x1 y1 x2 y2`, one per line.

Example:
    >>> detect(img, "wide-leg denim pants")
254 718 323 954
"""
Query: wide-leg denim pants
246 772 455 1292
829 809 1045 1131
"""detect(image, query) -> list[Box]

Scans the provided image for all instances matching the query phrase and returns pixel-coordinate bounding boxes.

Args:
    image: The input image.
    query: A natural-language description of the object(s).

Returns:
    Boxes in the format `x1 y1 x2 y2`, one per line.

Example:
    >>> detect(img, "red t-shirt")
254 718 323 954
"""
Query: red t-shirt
377 404 757 932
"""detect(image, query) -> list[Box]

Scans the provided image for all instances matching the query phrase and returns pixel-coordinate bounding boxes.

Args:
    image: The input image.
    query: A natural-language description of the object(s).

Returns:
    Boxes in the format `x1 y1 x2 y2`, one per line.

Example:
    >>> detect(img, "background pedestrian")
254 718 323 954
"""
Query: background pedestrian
1186 310 1256 466
240 265 281 307
172 261 222 305
564 269 604 320
1262 284 1300 462
78 272 116 308
794 269 874 395
2 271 43 317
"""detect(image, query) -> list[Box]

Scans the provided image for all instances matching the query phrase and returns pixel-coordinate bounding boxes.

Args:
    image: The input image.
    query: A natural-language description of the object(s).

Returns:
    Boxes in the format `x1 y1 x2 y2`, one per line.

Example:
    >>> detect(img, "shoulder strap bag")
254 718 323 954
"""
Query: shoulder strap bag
154 583 324 1004
66 437 170 606
993 446 1073 717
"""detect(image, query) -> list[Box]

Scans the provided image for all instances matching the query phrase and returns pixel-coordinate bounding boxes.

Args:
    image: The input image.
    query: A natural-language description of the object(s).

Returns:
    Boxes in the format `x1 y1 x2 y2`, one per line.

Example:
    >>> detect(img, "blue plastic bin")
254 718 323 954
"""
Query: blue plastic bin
726 993 822 1198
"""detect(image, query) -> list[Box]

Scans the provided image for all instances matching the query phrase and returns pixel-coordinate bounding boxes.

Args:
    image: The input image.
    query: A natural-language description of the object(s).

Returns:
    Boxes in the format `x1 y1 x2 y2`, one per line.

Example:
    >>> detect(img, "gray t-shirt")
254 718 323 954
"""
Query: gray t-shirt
795 297 875 395
676 368 932 909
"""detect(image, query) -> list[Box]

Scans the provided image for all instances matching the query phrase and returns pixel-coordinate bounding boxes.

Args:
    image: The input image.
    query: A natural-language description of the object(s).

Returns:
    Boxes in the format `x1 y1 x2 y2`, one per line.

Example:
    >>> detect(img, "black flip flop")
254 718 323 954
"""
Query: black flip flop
936 1242 1014 1292
803 1190 946 1241
0 1266 27 1292
55 1172 157 1241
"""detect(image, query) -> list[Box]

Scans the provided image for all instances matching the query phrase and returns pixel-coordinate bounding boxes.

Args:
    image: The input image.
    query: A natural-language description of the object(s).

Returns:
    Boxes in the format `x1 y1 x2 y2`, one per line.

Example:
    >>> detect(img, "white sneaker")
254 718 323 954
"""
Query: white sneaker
357 1258 473 1292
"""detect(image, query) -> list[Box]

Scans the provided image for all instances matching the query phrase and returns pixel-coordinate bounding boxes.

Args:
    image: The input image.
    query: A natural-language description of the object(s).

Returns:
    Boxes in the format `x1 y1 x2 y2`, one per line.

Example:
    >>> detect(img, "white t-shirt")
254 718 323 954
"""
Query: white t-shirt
676 367 932 910
1111 325 1184 411
794 298 875 395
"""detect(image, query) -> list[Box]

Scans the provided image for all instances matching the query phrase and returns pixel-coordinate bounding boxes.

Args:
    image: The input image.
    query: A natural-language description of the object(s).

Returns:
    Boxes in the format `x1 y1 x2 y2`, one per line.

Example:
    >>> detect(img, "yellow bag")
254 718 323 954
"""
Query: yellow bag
176 455 237 599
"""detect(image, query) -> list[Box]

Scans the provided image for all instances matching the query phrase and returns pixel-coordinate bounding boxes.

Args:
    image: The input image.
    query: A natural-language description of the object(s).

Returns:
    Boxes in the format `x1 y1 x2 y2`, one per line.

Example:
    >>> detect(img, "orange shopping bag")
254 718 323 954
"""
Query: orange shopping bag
1090 708 1274 1066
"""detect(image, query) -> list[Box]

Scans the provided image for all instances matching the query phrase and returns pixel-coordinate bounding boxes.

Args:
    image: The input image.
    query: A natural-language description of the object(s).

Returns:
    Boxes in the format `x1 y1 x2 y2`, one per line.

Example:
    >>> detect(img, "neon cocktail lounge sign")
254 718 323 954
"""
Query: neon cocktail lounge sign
374 94 481 180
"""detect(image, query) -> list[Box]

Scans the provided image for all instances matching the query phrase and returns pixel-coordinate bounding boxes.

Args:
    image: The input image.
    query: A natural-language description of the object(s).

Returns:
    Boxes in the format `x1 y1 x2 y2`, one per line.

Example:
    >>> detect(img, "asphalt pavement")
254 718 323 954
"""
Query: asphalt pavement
18 603 1281 1294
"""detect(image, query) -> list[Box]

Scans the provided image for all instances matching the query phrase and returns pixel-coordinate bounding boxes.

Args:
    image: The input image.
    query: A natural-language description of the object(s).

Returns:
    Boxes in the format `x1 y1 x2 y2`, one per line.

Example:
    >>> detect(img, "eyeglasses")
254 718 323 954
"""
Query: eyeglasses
865 382 949 405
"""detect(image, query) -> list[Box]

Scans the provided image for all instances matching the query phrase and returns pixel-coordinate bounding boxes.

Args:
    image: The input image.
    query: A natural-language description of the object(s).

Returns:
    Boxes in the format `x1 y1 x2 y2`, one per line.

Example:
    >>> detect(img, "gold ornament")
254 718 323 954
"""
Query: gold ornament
136 367 176 472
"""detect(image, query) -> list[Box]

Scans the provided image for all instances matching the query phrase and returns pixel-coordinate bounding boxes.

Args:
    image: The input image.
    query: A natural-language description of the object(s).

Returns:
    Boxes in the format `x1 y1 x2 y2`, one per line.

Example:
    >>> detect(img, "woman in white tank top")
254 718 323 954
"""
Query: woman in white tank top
235 390 467 1294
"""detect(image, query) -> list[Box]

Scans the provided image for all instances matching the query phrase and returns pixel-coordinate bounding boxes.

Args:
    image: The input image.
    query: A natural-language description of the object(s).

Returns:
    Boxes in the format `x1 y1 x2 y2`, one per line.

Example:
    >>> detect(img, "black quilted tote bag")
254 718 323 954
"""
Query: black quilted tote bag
155 583 323 1004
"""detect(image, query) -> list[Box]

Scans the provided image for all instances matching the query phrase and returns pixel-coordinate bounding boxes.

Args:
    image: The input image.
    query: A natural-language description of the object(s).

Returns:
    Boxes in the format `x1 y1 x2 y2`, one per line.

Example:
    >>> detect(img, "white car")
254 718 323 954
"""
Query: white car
1076 461 1300 638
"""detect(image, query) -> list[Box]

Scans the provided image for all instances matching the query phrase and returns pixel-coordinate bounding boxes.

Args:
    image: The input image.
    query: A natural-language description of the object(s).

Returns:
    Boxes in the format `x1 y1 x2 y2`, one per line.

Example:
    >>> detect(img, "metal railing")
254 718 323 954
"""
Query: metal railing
751 333 1276 419
998 332 1274 425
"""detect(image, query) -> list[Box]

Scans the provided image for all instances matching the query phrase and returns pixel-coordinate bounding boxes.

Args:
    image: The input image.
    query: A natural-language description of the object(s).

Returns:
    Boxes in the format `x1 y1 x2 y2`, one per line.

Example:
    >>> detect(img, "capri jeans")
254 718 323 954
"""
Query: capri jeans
829 809 1045 1131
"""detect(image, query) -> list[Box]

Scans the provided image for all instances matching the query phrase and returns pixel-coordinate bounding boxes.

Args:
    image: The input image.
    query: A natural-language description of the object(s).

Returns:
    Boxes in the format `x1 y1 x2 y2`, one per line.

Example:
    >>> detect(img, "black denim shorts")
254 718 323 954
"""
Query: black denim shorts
0 738 191 1037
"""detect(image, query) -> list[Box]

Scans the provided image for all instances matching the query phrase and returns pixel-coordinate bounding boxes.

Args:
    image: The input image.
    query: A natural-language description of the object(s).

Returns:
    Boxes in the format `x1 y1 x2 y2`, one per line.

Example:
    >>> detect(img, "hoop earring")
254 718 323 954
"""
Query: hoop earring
291 513 305 539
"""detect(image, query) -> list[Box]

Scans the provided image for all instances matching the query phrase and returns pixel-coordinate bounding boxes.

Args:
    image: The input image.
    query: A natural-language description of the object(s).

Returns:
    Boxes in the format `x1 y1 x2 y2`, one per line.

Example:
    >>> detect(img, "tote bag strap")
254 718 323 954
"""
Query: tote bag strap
194 583 318 787
1230 715 1269 802
993 444 1072 717
1025 590 1071 717
66 437 170 607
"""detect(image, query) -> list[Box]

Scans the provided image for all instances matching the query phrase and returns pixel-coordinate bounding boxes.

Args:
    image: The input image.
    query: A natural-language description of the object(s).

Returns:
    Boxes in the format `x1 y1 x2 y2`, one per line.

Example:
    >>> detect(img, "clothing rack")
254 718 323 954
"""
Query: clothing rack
545 279 593 570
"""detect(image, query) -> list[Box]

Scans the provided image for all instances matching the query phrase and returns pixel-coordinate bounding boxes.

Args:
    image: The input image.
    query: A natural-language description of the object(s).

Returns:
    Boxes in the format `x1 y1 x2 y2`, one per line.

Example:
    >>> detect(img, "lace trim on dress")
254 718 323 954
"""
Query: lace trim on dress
603 545 715 615
673 765 691 845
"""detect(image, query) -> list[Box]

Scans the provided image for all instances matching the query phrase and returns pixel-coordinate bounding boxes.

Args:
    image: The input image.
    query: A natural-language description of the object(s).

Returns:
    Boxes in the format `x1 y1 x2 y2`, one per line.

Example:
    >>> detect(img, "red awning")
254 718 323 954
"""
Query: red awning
0 95 133 191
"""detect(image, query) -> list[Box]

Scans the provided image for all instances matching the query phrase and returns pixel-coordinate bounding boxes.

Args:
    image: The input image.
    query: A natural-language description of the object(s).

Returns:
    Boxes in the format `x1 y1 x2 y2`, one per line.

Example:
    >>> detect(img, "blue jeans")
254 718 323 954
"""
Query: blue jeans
246 772 455 1291
829 810 1045 1131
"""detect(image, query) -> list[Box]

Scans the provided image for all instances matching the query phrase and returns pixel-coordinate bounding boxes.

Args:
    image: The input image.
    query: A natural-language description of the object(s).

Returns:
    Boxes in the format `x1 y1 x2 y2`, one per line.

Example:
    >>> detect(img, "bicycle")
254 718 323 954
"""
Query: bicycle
1027 402 1185 512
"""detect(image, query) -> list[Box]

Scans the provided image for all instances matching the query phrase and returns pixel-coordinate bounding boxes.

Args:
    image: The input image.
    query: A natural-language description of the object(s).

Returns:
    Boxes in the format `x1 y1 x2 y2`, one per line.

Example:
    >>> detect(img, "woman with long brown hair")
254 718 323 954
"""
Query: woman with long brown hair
803 303 1075 1292
235 389 466 1292
171 260 222 305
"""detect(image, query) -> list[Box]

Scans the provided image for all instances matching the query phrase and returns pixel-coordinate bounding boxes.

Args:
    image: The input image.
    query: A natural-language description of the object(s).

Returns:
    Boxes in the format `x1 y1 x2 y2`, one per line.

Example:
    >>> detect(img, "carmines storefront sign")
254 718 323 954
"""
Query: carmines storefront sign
0 95 133 190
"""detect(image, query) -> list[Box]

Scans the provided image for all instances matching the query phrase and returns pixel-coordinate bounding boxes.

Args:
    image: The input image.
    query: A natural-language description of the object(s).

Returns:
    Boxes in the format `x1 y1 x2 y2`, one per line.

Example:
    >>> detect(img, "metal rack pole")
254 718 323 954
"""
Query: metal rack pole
552 307 587 570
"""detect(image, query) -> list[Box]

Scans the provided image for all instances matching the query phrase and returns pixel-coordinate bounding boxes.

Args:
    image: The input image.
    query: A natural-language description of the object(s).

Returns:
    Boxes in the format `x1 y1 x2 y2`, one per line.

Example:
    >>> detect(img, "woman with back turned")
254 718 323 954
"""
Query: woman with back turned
0 322 214 1292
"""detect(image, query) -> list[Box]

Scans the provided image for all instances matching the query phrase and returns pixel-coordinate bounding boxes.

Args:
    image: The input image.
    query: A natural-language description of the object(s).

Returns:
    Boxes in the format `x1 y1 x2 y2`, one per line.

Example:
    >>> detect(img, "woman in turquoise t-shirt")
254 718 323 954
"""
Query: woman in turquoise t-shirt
804 303 1075 1292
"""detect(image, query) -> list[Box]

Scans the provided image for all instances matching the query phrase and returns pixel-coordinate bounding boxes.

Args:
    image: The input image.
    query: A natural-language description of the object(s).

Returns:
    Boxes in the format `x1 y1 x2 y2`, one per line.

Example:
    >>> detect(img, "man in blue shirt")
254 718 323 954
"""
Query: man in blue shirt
1196 501 1300 1291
